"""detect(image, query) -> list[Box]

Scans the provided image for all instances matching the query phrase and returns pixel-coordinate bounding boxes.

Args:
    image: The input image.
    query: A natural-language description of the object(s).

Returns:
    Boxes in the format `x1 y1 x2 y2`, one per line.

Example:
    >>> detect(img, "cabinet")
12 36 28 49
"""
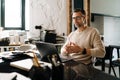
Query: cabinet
0 45 20 52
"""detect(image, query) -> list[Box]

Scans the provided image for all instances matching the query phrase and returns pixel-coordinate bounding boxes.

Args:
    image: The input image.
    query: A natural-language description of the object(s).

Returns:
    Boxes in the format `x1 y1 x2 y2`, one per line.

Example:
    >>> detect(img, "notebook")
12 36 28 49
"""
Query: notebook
10 59 52 71
0 72 31 80
10 59 33 71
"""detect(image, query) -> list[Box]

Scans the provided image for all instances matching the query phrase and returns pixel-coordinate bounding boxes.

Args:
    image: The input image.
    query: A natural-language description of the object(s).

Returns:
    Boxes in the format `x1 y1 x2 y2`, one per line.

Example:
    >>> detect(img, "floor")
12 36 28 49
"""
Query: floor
94 48 120 78
94 63 120 78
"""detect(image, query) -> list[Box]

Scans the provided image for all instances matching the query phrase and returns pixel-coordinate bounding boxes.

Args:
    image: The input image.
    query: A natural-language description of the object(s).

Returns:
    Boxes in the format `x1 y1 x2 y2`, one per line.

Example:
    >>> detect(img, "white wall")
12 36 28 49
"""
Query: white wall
91 16 120 45
90 0 120 45
29 0 67 38
91 0 120 17
104 17 120 45
0 0 1 26
90 16 104 35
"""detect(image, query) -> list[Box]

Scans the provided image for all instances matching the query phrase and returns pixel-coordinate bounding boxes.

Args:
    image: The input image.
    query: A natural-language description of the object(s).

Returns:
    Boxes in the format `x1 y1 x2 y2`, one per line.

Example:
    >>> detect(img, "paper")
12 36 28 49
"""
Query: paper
0 72 31 80
0 59 3 63
10 59 33 71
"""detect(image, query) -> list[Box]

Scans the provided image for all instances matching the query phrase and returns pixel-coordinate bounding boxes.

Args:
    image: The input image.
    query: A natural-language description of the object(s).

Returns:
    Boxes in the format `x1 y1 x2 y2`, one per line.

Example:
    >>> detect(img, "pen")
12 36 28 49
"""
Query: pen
12 75 17 80
32 52 40 67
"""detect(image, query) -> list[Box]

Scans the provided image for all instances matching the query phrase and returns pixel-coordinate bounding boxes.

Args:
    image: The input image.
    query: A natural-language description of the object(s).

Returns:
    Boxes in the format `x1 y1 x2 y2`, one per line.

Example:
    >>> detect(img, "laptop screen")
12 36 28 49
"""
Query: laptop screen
35 41 61 63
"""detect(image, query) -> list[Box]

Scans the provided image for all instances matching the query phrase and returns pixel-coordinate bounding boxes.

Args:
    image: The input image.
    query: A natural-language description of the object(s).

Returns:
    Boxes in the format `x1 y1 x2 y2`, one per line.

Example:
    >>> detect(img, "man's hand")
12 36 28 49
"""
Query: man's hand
65 42 83 54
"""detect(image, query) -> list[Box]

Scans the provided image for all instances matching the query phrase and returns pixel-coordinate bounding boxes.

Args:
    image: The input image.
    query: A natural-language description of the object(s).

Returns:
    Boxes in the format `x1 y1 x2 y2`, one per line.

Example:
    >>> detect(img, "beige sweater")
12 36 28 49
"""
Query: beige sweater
61 27 105 64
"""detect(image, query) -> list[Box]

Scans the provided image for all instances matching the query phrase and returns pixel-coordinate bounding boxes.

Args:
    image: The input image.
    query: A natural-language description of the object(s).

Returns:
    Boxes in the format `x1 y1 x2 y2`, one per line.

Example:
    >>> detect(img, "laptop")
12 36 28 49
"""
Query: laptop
35 41 73 64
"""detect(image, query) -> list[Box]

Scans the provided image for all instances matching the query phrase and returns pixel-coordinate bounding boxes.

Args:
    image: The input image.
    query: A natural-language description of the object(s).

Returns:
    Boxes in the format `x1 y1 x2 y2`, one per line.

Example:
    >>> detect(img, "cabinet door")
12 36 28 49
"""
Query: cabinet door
72 0 84 31
73 0 83 9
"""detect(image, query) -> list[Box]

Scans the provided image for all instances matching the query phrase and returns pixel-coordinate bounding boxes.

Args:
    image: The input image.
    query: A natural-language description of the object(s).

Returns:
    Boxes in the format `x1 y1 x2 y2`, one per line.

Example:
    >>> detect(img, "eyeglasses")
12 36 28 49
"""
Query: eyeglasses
72 16 83 20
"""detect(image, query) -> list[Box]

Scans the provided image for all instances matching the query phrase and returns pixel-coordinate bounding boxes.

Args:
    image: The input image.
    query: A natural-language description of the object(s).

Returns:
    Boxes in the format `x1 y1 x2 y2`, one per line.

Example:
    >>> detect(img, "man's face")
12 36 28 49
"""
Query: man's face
72 12 85 28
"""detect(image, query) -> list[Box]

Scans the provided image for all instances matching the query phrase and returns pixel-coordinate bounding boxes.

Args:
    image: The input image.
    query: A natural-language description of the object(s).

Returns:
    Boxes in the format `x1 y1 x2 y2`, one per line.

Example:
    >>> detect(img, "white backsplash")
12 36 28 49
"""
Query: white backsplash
29 0 67 38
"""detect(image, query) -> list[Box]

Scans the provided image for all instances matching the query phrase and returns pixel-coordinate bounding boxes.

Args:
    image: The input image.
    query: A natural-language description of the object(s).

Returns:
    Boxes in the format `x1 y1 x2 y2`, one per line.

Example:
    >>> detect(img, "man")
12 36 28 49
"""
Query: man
61 8 105 79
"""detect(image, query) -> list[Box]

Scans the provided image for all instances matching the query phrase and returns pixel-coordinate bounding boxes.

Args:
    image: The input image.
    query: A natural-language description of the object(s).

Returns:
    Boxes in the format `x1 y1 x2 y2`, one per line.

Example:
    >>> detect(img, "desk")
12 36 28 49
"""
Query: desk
1 62 120 80
0 52 120 80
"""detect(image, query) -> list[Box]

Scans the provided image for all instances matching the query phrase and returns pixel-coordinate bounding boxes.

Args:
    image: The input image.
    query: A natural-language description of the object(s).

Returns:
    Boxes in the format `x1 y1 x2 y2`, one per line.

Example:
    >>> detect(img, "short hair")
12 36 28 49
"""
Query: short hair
73 8 86 15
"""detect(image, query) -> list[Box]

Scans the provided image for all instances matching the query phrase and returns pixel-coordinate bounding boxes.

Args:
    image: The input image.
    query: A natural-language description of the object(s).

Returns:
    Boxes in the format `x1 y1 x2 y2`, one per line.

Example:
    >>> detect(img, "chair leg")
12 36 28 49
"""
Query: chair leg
119 66 120 77
108 65 117 77
101 59 105 71
111 66 117 77
108 64 112 74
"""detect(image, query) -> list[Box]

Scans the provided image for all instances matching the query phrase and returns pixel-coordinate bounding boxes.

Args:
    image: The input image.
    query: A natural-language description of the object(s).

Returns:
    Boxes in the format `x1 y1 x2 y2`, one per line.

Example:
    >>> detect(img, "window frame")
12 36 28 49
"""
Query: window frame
1 0 25 30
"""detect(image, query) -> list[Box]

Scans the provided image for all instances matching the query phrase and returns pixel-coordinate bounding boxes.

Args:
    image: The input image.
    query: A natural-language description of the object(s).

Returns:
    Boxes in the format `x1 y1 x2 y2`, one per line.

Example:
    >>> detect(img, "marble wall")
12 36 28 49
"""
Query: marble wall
29 0 67 38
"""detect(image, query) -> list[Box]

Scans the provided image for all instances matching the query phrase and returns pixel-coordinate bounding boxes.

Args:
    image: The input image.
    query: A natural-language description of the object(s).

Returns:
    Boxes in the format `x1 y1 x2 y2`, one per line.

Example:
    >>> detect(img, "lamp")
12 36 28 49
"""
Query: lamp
35 25 43 41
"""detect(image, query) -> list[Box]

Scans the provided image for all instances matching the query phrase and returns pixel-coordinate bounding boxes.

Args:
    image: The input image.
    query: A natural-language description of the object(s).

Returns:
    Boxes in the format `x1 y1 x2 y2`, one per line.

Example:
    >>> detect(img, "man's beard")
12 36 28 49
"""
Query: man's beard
74 23 83 28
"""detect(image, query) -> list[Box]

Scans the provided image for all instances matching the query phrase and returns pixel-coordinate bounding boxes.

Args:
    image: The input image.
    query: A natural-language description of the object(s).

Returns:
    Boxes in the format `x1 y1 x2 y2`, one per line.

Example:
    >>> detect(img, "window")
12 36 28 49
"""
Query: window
25 0 30 30
1 0 25 30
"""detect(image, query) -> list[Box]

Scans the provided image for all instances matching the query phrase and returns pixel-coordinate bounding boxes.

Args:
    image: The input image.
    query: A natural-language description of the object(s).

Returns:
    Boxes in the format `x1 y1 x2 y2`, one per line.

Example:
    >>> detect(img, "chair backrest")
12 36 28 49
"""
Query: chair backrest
109 45 120 59
103 46 114 60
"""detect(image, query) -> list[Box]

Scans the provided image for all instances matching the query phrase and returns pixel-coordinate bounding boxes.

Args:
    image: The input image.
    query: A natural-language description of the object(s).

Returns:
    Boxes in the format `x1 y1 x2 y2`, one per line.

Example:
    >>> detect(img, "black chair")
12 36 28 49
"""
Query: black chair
101 45 120 77
108 45 120 77
96 46 117 77
101 46 113 71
